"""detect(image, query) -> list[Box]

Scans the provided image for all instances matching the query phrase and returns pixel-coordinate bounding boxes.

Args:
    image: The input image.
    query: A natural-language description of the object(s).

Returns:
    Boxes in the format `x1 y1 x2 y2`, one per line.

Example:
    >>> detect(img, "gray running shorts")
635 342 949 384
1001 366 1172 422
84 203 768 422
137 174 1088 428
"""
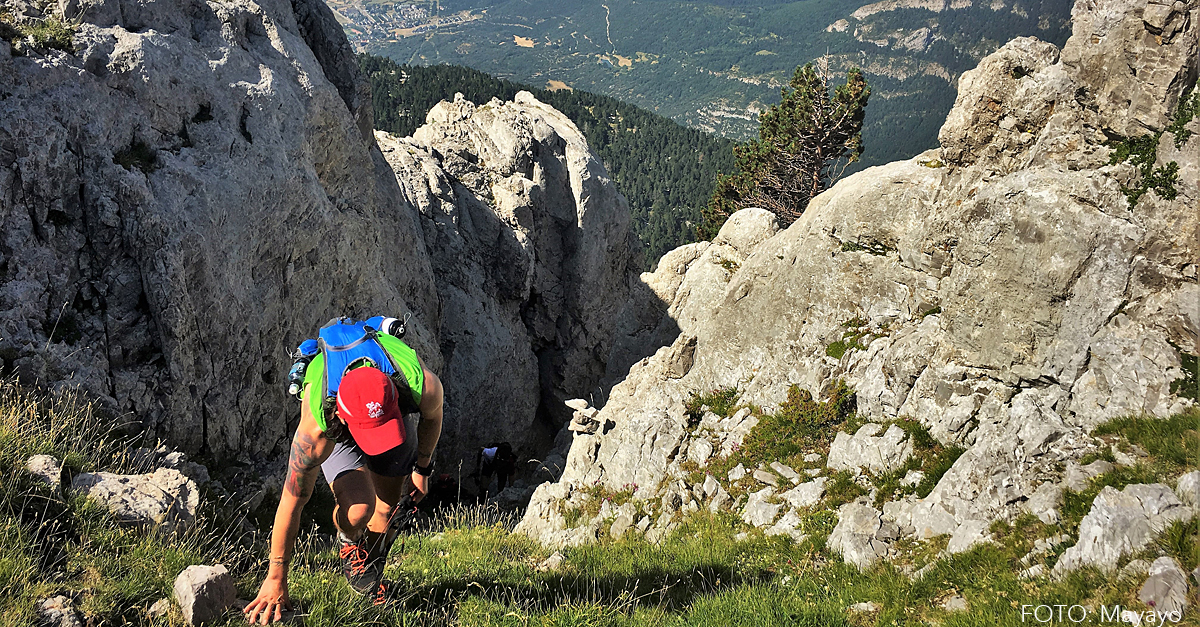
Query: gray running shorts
321 413 419 485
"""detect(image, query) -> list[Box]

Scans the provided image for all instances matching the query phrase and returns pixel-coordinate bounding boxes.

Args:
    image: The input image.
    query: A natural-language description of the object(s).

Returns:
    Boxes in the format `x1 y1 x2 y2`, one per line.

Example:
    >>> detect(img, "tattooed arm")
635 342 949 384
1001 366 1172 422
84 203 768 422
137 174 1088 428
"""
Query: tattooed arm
245 389 333 625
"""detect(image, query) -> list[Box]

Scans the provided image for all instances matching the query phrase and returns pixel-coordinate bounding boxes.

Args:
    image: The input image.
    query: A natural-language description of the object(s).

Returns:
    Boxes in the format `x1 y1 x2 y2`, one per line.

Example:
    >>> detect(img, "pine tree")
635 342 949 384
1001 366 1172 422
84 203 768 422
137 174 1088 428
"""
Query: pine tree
700 62 870 238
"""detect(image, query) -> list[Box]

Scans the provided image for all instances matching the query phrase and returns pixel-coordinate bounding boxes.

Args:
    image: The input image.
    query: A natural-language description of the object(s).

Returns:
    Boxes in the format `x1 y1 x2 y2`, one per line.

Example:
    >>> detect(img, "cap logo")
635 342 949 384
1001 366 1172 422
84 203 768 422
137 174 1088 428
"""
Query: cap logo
366 401 384 419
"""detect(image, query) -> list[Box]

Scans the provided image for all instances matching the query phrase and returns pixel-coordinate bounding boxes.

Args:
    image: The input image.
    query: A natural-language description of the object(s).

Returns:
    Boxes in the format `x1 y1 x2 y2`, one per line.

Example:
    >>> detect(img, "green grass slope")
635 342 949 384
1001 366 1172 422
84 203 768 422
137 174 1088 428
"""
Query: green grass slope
4 380 1197 625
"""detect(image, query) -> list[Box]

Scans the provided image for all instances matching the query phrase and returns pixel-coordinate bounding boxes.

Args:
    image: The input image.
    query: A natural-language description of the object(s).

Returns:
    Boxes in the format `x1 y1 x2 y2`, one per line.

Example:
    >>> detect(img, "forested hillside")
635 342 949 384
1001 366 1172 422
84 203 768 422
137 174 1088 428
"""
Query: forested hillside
361 56 736 267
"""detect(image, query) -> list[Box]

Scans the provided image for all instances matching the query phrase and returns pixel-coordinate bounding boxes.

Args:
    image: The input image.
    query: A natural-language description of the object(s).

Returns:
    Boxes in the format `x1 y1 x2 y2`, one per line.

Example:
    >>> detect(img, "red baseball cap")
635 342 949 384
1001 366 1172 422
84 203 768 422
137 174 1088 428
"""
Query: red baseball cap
335 367 406 455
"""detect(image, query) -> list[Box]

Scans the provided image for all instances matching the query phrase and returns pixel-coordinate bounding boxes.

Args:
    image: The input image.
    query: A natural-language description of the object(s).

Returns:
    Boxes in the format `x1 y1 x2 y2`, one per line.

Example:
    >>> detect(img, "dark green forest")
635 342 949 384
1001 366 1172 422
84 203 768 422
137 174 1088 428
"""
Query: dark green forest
361 55 736 268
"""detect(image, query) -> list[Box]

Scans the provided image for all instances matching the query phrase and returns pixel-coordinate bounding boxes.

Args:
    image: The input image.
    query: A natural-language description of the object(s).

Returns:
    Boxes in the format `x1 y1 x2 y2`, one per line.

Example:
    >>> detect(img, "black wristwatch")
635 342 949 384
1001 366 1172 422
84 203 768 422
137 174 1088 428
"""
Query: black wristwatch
414 460 434 477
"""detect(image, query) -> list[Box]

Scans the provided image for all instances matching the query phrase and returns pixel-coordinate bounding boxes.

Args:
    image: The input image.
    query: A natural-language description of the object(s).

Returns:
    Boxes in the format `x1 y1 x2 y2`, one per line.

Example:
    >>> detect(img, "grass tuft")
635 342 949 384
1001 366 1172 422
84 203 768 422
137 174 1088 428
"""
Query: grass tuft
1169 348 1198 402
1166 79 1199 148
825 318 873 359
1090 410 1200 472
684 386 741 428
1 14 74 54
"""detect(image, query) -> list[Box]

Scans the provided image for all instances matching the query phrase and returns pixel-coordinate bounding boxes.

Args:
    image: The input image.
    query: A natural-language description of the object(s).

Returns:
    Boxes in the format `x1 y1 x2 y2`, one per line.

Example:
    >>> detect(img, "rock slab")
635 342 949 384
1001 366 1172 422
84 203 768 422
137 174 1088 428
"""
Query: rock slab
828 503 896 570
72 468 199 533
37 596 84 627
827 424 912 474
1054 484 1194 574
1138 557 1189 616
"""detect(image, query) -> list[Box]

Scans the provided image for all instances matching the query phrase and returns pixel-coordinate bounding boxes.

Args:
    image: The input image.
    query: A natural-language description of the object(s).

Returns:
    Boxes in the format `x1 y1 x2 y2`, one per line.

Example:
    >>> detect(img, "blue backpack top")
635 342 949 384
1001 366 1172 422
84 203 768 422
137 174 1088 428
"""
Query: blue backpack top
318 316 402 399
290 316 421 426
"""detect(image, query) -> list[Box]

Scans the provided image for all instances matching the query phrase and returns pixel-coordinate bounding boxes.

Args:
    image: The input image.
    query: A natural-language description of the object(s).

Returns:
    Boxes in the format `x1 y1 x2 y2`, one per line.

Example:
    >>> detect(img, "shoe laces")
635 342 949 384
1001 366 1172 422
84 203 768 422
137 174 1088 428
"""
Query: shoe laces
372 580 390 606
339 538 370 576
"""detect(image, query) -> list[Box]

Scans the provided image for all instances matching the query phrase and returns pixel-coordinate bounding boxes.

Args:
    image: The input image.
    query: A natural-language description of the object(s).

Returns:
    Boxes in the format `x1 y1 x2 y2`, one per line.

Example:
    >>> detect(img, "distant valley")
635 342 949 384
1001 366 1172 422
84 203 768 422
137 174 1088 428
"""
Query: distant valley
337 0 1073 168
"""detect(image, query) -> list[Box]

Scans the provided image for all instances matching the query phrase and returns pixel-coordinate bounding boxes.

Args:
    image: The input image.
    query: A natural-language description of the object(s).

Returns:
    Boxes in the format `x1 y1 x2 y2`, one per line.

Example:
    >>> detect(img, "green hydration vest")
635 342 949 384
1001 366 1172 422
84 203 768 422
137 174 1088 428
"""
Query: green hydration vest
302 333 424 433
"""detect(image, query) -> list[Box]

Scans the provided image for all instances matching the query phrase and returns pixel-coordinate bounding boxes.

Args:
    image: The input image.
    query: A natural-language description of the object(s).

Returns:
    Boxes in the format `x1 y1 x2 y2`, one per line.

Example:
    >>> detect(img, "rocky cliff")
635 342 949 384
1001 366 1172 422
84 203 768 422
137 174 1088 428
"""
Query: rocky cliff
0 0 444 458
377 93 637 464
0 0 635 466
517 0 1199 552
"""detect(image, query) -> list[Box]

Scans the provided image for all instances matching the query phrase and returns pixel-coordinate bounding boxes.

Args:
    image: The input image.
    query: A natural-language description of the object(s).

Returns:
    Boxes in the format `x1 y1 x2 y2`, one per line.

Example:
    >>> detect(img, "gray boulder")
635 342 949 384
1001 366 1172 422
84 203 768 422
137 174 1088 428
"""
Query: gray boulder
780 478 827 509
770 462 801 483
1175 470 1200 507
609 514 634 539
174 564 236 626
688 438 714 466
536 551 565 571
708 485 733 512
764 508 808 543
1054 484 1194 575
946 519 991 554
828 503 895 570
72 468 198 533
718 409 759 457
885 499 958 540
827 423 912 474
1021 482 1064 524
1064 460 1113 491
147 598 172 620
752 468 779 487
37 595 83 627
26 455 62 489
942 595 969 612
1138 557 1189 616
740 488 781 527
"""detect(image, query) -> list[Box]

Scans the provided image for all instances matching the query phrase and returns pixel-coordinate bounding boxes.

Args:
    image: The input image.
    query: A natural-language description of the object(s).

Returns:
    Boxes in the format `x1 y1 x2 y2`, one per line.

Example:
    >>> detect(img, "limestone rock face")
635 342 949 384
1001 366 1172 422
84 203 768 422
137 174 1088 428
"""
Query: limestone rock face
377 92 636 462
0 0 440 458
605 209 780 385
1054 483 1194 574
71 468 199 533
827 423 913 474
517 0 1198 548
1060 0 1199 137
